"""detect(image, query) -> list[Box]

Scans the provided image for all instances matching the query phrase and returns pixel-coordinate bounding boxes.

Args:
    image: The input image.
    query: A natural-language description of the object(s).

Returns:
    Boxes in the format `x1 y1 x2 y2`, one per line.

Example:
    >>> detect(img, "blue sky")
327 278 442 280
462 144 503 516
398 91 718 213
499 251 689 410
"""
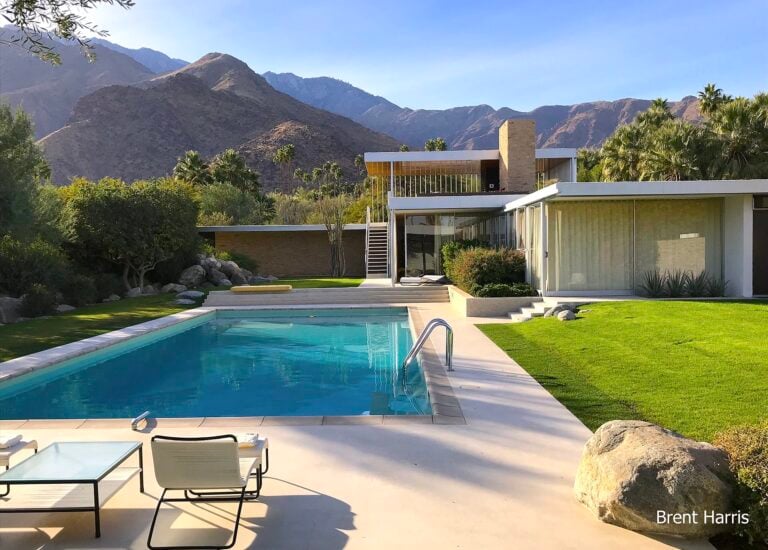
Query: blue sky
88 0 767 111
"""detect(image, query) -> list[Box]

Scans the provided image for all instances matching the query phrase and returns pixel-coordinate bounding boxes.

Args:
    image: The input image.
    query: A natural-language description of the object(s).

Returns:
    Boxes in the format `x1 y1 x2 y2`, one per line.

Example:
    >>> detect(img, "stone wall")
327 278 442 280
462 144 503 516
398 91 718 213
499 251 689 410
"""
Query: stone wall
215 229 366 277
499 119 536 193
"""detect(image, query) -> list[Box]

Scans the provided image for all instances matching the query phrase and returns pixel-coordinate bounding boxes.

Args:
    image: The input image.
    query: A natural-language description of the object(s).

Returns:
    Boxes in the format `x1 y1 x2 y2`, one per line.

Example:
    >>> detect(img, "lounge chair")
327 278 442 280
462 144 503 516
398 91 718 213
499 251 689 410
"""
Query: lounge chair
400 274 449 286
147 434 260 550
0 435 37 497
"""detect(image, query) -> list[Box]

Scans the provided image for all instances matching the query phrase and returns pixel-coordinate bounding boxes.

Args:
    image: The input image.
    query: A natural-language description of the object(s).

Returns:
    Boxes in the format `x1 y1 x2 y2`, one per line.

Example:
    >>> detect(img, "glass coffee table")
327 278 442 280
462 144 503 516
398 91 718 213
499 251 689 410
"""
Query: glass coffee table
0 441 144 538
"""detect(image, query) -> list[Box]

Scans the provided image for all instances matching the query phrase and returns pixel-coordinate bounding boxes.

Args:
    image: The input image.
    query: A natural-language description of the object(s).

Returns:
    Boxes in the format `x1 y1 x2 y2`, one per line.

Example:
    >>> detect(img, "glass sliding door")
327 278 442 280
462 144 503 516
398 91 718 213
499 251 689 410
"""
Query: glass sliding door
404 215 454 276
546 201 634 292
529 206 542 290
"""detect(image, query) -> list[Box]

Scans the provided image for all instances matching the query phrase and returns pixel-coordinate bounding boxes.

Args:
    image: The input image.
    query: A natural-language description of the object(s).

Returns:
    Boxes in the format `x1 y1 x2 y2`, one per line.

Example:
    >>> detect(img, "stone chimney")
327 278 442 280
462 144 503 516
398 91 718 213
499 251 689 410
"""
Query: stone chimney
499 120 536 193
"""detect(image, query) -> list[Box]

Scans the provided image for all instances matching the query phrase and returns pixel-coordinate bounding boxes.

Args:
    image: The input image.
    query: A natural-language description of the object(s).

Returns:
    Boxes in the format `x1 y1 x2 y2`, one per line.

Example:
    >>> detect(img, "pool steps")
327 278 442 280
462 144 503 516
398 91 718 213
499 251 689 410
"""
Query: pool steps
203 286 451 307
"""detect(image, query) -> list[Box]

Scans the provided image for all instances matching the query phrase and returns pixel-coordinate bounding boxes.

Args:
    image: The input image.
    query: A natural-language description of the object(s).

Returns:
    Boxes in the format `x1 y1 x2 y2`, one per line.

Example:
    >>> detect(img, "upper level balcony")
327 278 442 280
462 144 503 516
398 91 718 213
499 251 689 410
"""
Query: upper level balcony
364 148 577 198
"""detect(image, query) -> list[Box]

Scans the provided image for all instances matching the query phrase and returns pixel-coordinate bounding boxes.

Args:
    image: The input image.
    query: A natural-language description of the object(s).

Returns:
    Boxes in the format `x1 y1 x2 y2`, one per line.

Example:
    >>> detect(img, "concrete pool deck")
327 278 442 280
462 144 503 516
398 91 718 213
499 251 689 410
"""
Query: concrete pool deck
0 302 712 549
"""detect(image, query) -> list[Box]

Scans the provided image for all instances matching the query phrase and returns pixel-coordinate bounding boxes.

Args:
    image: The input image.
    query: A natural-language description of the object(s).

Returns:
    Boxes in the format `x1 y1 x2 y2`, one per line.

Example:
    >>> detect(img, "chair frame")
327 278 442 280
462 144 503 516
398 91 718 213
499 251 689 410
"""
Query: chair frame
147 434 261 550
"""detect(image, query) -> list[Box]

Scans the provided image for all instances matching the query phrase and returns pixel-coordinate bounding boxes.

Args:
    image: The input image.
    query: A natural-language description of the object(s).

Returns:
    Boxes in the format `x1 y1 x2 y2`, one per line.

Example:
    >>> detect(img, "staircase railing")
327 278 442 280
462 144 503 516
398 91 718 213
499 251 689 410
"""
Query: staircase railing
364 206 370 274
402 318 454 373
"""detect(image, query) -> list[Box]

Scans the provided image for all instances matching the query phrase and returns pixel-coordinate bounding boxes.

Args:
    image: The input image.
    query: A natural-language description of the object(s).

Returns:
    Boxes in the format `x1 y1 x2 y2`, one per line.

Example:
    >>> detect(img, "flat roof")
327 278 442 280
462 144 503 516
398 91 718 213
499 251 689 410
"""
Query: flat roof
364 148 577 164
389 193 522 212
503 180 768 211
198 224 366 233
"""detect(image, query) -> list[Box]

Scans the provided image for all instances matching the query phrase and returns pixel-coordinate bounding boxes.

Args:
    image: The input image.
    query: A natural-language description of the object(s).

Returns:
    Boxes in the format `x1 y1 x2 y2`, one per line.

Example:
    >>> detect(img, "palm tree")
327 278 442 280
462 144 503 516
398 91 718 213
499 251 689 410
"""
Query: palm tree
640 120 702 181
698 83 732 116
272 144 296 186
707 98 768 178
424 137 447 151
601 124 646 181
636 98 674 127
172 151 212 186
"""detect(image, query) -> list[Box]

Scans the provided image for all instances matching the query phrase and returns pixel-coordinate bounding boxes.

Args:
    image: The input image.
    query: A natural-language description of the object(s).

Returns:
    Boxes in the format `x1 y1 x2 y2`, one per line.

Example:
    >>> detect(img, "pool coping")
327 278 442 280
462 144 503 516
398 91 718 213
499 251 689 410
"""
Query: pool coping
0 304 464 427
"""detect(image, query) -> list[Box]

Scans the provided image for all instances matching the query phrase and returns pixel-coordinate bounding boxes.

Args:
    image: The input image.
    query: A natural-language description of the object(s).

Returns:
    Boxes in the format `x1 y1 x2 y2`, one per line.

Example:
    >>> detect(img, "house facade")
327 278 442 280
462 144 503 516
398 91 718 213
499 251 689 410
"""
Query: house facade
364 120 768 298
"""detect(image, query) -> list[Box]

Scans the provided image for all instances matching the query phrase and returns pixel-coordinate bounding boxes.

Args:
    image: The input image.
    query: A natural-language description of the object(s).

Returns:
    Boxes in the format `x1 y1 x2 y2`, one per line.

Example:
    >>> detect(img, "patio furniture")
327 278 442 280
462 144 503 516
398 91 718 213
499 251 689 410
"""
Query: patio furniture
0 441 143 538
0 437 38 497
400 275 449 286
230 285 292 293
148 434 260 550
188 433 269 499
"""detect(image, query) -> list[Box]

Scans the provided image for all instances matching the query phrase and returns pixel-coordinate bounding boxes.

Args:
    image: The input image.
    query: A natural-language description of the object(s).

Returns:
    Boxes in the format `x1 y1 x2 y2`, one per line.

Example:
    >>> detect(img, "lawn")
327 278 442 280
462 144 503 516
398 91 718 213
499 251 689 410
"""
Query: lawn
253 277 363 288
0 278 363 362
478 300 768 441
0 294 198 362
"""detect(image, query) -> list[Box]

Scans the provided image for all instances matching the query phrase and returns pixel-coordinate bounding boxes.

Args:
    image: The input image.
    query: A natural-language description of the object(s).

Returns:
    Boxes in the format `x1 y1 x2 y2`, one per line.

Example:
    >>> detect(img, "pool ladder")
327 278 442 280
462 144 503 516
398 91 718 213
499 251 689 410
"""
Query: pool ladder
402 318 454 373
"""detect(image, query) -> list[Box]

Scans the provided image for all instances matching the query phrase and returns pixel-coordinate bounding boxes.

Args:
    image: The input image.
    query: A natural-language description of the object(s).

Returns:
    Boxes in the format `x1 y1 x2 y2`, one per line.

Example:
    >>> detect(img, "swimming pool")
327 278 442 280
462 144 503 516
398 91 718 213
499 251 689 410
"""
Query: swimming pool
0 308 432 419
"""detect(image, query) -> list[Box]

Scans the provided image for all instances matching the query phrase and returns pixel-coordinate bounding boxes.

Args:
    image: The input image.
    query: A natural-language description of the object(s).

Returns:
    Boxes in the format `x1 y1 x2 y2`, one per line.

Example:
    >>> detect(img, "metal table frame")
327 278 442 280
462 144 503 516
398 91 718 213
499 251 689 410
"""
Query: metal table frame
0 442 144 538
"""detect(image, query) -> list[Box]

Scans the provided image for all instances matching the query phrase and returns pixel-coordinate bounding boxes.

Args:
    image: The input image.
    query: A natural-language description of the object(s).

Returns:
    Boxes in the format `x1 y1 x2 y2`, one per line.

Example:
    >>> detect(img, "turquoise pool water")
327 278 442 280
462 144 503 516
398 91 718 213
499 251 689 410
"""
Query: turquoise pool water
0 308 431 419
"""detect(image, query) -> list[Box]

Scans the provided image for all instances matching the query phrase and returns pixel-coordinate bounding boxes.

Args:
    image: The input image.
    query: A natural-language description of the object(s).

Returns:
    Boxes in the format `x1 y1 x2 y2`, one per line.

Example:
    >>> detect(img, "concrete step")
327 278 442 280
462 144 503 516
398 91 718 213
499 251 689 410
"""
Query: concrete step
204 287 451 307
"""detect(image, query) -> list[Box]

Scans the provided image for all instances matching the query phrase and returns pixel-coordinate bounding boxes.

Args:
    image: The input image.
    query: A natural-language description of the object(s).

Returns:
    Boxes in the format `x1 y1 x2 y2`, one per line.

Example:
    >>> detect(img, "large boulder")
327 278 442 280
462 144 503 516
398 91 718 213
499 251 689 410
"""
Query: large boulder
56 304 76 313
202 257 222 273
125 287 142 298
557 310 576 321
574 420 733 538
219 260 240 278
161 283 187 294
177 290 204 300
0 296 21 324
102 294 121 303
179 265 206 287
207 268 228 285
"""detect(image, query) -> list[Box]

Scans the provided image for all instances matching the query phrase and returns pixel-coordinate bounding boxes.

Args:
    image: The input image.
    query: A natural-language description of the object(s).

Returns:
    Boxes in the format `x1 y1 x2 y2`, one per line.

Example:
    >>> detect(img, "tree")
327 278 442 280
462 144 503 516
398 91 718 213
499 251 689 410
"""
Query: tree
635 98 674 127
64 177 200 290
173 151 213 186
272 144 296 186
317 194 350 277
640 120 704 181
601 123 646 181
707 97 768 179
577 149 604 182
0 104 50 236
0 0 135 64
698 83 732 116
399 144 410 152
425 137 447 151
353 153 365 176
199 183 274 226
210 149 261 194
269 191 313 225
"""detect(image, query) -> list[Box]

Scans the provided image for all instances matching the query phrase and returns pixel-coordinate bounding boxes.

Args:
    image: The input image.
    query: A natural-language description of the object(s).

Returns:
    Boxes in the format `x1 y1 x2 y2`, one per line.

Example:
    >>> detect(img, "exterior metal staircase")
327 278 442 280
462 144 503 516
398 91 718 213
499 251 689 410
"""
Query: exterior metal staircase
365 220 389 278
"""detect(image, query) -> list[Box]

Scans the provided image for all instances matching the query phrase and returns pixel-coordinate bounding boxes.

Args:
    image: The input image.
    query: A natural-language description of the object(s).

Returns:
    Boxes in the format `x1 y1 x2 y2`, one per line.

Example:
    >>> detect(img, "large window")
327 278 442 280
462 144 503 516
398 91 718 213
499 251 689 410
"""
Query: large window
403 212 507 276
545 199 723 293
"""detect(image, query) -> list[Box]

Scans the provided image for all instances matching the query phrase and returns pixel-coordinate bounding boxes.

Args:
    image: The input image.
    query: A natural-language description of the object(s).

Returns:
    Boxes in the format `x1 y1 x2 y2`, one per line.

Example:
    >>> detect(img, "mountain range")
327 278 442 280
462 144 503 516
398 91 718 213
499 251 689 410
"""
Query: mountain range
263 71 701 150
38 53 399 187
0 33 705 191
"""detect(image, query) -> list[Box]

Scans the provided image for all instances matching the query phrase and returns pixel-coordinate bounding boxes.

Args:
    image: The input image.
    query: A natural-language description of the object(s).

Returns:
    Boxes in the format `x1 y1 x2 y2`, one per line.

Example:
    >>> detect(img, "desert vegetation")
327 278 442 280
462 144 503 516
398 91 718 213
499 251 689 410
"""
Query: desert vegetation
578 85 768 182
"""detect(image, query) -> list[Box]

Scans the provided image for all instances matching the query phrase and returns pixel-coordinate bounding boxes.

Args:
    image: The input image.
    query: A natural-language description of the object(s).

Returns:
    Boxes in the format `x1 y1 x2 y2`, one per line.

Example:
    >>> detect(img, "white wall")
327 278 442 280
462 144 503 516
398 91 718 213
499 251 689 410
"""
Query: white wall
723 196 753 297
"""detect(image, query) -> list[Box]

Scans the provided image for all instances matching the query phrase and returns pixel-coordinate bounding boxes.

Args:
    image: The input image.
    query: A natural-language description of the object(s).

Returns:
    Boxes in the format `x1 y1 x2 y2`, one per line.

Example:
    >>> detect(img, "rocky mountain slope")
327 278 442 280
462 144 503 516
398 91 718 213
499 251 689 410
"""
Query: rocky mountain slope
0 27 156 137
263 72 702 149
39 53 400 189
90 38 189 73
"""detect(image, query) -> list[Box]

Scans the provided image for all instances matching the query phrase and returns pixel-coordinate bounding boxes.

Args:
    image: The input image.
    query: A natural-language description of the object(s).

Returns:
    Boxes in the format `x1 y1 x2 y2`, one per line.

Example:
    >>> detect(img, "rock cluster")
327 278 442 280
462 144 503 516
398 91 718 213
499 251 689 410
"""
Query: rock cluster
178 255 276 288
574 420 734 538
544 303 579 321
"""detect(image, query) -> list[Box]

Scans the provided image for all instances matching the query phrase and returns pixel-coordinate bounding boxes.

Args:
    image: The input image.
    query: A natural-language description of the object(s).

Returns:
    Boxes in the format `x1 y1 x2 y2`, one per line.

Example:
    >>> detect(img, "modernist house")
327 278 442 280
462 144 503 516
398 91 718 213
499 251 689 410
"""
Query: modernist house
363 120 768 298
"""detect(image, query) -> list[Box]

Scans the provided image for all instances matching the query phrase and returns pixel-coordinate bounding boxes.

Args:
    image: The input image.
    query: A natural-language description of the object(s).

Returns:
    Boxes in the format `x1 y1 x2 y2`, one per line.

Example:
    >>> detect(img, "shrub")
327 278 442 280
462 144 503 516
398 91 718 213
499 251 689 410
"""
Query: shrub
441 239 490 276
0 236 72 297
665 269 688 297
448 247 526 295
685 270 710 297
19 284 58 317
218 249 258 273
475 282 538 297
714 422 768 545
59 273 97 306
92 272 124 300
638 269 666 297
707 275 729 297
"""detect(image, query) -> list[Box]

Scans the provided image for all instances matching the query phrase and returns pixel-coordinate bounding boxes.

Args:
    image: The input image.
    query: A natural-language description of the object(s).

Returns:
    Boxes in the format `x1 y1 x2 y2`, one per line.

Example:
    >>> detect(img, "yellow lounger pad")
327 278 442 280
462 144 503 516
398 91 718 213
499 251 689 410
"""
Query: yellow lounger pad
231 285 293 293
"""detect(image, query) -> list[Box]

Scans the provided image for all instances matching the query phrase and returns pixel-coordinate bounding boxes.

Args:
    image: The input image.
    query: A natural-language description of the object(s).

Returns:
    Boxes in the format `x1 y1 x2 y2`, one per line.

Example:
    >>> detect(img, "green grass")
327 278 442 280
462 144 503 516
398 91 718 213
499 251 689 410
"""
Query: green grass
0 294 198 362
478 300 768 441
253 277 363 288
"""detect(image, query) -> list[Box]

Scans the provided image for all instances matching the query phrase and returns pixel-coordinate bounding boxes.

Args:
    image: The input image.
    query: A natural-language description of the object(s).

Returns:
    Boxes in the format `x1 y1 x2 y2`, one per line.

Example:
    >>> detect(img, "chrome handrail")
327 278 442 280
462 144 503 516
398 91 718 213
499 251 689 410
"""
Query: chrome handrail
402 318 454 373
131 410 151 431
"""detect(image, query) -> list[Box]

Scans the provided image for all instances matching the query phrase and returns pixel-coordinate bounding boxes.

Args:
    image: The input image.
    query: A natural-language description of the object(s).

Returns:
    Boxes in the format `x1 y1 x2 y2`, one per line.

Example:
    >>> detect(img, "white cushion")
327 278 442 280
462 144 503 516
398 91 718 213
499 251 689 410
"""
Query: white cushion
0 434 22 449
